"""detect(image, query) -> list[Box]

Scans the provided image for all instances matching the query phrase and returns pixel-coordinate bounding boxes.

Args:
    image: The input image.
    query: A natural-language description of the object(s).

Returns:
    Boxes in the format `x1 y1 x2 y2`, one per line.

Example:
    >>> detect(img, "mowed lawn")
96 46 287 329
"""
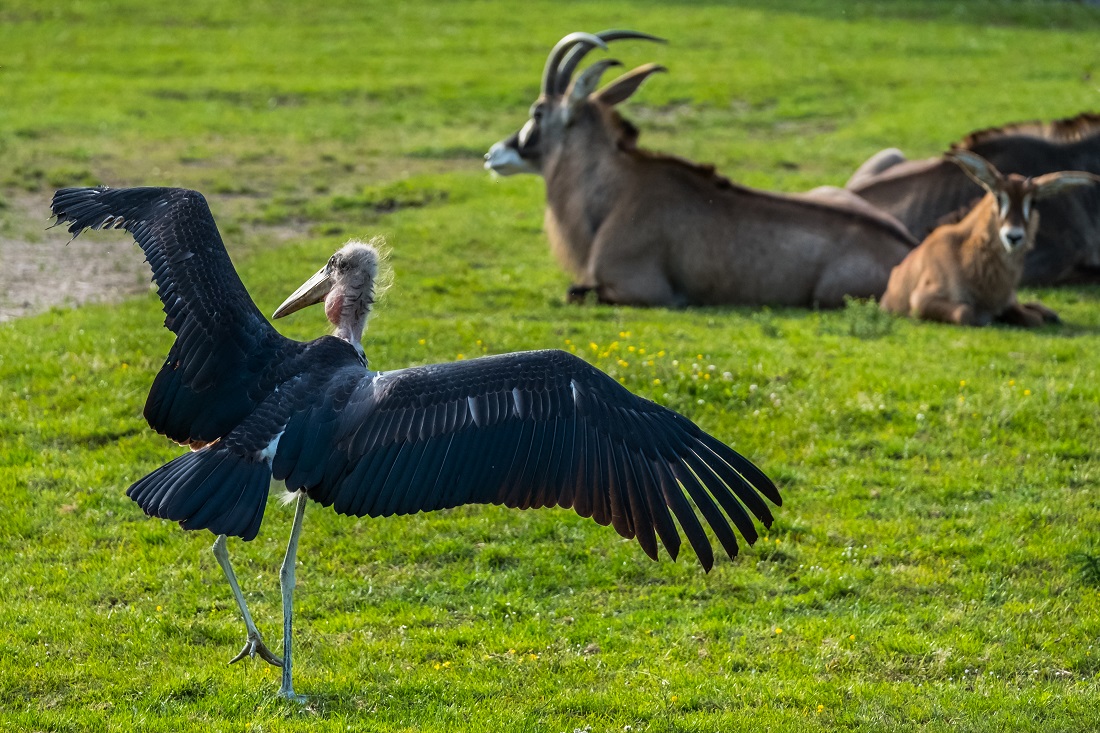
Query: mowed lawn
2 1 1100 731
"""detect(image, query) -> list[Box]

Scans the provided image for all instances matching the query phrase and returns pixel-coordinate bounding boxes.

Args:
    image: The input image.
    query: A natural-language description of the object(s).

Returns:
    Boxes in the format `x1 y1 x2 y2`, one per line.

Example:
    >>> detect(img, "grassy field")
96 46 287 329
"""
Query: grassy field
3 1 1100 731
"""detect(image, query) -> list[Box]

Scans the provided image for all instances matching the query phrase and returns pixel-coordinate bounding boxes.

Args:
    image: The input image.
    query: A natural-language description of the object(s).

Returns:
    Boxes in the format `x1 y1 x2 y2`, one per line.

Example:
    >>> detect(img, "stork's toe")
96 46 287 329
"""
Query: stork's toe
229 632 283 668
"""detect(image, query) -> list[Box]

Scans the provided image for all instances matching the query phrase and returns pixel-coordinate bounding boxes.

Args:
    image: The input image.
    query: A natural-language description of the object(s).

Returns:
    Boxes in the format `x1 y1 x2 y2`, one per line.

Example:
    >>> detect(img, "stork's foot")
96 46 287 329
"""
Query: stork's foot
228 632 283 668
278 686 307 703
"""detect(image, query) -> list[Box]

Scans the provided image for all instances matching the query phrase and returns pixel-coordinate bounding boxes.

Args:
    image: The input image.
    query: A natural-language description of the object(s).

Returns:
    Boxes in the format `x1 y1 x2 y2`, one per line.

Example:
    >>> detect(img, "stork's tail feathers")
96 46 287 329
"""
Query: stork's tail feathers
127 447 273 541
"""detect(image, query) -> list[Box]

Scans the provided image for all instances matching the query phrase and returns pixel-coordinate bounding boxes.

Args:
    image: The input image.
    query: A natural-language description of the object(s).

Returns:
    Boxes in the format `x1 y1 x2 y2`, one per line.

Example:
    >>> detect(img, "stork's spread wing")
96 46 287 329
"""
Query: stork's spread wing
270 349 780 570
51 187 299 444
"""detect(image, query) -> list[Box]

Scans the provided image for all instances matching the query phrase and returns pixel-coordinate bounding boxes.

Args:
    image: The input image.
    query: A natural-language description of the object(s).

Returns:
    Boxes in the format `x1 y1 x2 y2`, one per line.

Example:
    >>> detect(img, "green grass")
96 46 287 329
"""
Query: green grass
3 1 1100 730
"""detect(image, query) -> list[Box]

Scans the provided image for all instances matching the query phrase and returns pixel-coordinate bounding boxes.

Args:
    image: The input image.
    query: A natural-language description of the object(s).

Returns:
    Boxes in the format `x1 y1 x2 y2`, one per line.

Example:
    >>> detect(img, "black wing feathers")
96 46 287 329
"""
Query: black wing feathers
51 186 296 445
274 350 779 570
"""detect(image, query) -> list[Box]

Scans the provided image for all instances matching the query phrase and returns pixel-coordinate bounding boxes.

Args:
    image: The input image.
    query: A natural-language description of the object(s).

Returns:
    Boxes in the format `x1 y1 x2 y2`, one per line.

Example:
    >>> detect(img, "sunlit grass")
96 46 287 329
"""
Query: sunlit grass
3 1 1100 731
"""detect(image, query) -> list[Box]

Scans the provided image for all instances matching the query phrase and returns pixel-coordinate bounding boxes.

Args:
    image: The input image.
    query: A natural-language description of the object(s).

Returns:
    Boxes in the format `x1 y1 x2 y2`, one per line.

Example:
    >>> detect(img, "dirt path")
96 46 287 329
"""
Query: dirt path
0 191 150 323
0 191 310 323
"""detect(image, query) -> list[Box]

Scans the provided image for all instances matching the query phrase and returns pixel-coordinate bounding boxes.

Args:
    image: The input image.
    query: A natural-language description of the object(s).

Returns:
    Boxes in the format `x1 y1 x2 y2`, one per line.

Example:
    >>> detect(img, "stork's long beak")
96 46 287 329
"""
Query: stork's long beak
273 265 333 319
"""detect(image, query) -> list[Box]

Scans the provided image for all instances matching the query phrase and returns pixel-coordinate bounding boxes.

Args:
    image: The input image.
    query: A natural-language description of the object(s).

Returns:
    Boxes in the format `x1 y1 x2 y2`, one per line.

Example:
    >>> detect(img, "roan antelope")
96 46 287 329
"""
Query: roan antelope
848 113 1100 286
879 151 1100 326
485 30 917 308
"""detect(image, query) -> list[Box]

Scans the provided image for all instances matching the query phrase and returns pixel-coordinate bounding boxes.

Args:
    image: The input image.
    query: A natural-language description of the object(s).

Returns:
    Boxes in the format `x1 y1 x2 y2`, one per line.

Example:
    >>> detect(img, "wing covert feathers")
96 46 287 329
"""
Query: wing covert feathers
275 350 781 571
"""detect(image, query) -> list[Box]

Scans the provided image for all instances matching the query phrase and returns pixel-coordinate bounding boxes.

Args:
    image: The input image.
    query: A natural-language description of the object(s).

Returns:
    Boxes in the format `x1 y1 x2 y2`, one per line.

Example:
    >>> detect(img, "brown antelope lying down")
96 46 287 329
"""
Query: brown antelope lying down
879 151 1100 326
848 113 1100 286
484 31 916 308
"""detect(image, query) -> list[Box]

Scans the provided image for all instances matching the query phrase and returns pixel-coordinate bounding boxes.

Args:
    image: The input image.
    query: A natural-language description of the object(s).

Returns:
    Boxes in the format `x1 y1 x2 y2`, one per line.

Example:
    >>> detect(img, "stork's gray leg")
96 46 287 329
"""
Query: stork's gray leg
277 493 308 701
211 534 283 668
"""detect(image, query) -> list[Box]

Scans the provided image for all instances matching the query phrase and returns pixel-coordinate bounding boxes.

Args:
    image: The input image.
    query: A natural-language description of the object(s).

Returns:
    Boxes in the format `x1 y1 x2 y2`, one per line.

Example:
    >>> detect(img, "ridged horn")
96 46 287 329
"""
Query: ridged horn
556 30 666 96
541 32 609 97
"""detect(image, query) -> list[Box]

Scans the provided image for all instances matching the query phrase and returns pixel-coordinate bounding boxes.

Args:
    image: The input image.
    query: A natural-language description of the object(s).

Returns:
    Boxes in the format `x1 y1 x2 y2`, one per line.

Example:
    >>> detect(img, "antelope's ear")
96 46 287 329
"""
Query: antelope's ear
946 150 1004 194
595 63 667 107
1031 170 1100 200
565 59 624 122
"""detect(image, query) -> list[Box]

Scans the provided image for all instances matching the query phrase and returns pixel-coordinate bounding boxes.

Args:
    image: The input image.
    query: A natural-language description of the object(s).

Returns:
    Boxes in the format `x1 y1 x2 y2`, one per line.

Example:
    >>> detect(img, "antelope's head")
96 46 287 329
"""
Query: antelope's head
948 150 1100 254
484 30 666 177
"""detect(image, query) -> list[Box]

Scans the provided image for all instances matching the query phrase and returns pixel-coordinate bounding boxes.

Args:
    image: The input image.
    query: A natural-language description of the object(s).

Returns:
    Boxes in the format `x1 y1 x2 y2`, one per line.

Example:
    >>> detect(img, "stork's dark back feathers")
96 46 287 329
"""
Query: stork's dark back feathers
52 186 781 569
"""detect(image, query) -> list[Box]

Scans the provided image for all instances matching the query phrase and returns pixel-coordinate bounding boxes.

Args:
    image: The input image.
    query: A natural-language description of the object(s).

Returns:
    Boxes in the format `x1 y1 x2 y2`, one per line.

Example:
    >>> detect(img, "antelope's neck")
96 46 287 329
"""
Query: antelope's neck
543 147 624 277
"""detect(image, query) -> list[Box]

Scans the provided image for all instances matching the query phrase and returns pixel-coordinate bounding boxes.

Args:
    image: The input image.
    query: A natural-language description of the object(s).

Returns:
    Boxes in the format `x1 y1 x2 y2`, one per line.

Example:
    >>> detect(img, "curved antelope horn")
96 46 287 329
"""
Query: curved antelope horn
556 29 666 96
541 32 608 98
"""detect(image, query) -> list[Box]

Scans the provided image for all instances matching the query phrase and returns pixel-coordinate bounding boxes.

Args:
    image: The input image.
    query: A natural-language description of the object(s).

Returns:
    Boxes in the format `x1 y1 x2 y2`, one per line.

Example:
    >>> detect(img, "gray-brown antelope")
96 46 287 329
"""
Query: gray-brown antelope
879 151 1100 326
484 31 916 308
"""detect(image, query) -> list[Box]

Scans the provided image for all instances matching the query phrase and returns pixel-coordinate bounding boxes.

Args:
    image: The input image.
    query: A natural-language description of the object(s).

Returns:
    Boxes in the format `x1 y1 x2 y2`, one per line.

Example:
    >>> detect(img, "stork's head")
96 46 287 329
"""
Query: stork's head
273 239 386 354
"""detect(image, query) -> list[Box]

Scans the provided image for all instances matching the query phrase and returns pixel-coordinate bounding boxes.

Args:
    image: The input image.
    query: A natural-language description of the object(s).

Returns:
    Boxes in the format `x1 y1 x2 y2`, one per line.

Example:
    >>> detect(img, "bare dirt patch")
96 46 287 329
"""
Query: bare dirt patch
0 190 309 323
0 191 151 323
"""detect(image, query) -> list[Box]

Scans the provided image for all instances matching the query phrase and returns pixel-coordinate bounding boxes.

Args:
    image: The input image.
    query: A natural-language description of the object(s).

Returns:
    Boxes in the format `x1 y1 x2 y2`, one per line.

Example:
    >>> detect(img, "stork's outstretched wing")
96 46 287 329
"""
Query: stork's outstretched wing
292 351 780 569
51 187 302 445
138 347 779 567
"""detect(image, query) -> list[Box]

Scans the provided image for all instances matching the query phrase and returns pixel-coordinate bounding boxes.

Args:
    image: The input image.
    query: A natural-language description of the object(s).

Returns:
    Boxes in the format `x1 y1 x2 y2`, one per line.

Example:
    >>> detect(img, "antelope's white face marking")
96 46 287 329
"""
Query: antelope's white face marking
484 141 536 175
999 224 1027 252
518 118 537 147
995 185 1033 253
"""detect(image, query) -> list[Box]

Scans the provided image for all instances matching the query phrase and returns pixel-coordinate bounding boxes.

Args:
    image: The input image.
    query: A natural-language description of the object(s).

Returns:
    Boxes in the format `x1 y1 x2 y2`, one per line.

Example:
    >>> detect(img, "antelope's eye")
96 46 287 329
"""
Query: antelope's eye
529 103 544 121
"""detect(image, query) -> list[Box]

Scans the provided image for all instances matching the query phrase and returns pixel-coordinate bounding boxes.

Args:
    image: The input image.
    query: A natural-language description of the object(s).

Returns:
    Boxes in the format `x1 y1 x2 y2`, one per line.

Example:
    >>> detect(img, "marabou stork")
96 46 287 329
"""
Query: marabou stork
51 186 783 700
